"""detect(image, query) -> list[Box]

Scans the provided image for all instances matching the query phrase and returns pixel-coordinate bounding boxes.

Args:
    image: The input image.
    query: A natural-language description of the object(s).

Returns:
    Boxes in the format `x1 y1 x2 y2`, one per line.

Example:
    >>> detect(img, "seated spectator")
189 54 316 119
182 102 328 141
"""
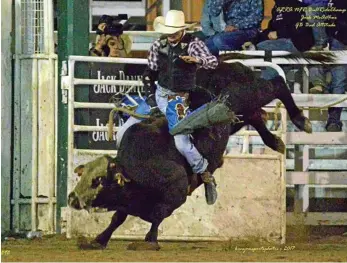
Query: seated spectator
300 0 329 50
309 64 346 131
199 0 226 40
255 0 314 80
205 0 263 56
309 0 347 131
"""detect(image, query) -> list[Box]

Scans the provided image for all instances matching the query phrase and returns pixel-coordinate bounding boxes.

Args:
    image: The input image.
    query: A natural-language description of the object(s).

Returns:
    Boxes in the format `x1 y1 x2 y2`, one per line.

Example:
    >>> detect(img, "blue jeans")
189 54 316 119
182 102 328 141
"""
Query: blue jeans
155 85 208 174
306 4 328 47
256 38 299 80
201 0 226 37
116 84 208 174
205 28 258 56
309 38 347 122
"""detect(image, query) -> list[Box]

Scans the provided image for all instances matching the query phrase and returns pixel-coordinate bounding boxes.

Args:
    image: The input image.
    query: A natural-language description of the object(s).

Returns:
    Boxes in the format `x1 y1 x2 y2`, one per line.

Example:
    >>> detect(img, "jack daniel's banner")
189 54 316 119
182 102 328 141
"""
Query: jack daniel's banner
89 62 146 149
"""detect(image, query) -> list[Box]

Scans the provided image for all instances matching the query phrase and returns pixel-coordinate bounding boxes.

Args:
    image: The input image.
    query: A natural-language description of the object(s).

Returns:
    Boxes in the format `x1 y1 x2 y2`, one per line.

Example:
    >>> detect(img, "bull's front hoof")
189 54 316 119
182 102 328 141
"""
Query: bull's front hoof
127 241 161 251
292 113 312 133
77 236 106 250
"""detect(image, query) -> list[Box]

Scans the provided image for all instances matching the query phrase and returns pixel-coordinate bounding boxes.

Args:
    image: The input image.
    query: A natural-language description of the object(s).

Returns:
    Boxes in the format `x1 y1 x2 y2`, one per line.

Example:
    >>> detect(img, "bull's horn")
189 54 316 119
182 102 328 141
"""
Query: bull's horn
74 165 85 177
114 172 131 187
108 109 116 141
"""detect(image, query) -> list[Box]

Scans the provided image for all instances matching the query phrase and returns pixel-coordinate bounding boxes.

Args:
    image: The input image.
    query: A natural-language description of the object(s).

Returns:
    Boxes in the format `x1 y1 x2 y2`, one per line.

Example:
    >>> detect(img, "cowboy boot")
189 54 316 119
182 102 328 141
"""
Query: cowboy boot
199 171 217 205
326 107 343 132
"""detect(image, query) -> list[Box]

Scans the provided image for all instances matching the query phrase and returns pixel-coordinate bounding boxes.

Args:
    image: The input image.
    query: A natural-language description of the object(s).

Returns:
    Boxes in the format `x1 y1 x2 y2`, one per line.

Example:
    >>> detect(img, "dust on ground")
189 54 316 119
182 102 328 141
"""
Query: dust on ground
2 232 347 262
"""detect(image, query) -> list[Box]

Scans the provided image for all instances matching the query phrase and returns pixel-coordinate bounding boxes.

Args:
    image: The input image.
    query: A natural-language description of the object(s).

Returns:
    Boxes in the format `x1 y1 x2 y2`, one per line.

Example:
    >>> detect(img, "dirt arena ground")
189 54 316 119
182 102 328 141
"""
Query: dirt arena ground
2 229 347 262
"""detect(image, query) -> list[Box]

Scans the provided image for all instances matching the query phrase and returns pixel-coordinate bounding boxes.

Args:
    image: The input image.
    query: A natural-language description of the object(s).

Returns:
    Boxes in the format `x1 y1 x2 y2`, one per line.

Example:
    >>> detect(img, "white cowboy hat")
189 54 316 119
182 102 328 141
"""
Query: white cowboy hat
153 10 196 34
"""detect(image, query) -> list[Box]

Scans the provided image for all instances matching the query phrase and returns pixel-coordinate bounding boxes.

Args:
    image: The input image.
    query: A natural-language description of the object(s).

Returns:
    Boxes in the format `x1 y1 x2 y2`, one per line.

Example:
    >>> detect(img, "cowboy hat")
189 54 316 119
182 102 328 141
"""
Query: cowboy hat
153 10 196 34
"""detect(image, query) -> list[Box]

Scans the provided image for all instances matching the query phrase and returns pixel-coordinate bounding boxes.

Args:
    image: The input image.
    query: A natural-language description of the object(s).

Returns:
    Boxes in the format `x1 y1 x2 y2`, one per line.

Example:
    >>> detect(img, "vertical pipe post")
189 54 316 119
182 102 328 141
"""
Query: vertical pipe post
280 107 287 244
56 0 90 233
31 58 38 231
13 0 23 233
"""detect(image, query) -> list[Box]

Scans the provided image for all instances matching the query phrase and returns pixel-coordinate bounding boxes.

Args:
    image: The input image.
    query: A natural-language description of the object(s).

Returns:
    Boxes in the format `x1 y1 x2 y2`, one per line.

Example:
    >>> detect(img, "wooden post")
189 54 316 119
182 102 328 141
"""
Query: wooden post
146 0 162 30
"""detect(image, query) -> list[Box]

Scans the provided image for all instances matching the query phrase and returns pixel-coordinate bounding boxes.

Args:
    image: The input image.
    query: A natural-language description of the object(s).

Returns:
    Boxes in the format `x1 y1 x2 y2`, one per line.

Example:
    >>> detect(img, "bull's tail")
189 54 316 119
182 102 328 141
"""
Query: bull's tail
219 51 336 64
107 107 150 141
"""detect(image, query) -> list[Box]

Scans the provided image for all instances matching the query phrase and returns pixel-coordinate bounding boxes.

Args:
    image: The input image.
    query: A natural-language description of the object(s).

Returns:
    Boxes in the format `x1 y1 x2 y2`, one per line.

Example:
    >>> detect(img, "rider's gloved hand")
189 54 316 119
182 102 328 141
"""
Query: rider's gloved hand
143 75 155 95
142 67 159 96
146 93 157 108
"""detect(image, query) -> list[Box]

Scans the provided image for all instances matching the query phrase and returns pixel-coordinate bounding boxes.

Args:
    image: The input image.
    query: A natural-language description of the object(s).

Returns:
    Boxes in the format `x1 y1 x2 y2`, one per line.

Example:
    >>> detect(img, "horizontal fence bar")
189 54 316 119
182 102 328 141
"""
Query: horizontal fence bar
222 50 347 57
224 153 280 160
74 102 116 109
11 198 57 204
69 56 147 64
74 78 143 86
286 159 347 171
74 125 119 132
234 130 282 136
267 95 347 108
287 132 347 145
287 212 347 226
286 171 347 185
74 149 117 155
13 54 58 60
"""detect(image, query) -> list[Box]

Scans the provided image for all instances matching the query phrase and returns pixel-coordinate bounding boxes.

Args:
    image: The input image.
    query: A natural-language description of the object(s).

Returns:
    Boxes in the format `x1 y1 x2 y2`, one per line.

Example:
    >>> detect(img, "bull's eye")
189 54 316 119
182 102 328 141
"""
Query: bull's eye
91 176 103 189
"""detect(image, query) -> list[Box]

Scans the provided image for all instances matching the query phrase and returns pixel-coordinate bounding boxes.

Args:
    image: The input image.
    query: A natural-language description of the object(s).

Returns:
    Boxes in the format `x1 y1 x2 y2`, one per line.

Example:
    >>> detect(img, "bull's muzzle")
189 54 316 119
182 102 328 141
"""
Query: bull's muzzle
68 191 82 210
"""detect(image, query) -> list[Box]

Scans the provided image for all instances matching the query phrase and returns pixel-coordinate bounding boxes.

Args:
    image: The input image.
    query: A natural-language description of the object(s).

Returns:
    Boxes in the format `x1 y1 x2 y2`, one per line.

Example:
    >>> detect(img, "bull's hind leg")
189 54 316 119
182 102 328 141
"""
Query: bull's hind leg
247 110 285 154
78 211 128 250
127 221 162 251
271 76 312 133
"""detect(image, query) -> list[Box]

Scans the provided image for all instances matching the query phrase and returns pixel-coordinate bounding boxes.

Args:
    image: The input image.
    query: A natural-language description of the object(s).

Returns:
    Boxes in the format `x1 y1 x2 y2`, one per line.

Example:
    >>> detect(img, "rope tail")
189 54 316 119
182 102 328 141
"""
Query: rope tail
108 107 151 141
219 51 336 64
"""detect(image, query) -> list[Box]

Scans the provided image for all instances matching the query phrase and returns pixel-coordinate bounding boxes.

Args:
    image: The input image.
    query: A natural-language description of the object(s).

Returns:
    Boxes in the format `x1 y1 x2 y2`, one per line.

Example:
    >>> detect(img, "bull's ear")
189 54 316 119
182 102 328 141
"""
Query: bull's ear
74 165 85 177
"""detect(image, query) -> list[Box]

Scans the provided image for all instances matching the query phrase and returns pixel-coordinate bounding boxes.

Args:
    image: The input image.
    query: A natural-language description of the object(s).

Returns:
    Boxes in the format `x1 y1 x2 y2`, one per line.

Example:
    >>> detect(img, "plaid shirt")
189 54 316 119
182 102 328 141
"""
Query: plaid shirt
148 35 218 72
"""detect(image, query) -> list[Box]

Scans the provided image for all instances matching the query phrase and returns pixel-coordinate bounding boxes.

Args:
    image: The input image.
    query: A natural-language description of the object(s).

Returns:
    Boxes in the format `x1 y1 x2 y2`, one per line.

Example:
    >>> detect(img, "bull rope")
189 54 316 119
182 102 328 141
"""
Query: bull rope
273 95 347 130
108 107 150 141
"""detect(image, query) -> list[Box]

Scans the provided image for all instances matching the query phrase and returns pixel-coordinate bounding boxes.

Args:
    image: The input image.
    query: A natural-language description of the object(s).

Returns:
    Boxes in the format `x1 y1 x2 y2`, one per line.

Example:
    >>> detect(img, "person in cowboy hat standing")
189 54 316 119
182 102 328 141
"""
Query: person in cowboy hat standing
146 10 219 205
116 10 219 205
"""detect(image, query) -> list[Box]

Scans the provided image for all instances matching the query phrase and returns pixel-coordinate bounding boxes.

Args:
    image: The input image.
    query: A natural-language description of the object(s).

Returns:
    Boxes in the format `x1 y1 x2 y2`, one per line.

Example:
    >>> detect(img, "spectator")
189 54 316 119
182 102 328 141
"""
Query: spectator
90 15 114 57
199 0 226 40
309 0 347 131
300 0 329 50
90 22 132 58
205 0 263 56
255 0 314 80
104 23 132 58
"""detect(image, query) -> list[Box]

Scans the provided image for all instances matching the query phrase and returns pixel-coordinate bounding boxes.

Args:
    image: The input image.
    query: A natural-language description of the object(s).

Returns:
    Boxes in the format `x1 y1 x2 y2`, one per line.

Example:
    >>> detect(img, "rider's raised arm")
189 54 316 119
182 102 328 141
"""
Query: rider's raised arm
188 38 218 70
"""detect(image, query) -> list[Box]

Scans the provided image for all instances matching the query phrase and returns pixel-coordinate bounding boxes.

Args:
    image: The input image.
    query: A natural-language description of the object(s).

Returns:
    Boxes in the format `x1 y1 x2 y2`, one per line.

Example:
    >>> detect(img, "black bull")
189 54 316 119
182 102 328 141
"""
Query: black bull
68 62 311 250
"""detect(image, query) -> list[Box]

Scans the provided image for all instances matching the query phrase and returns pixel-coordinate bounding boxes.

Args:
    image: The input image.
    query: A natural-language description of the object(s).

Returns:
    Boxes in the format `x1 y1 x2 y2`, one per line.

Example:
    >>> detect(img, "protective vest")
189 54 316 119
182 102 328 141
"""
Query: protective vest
157 34 197 92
